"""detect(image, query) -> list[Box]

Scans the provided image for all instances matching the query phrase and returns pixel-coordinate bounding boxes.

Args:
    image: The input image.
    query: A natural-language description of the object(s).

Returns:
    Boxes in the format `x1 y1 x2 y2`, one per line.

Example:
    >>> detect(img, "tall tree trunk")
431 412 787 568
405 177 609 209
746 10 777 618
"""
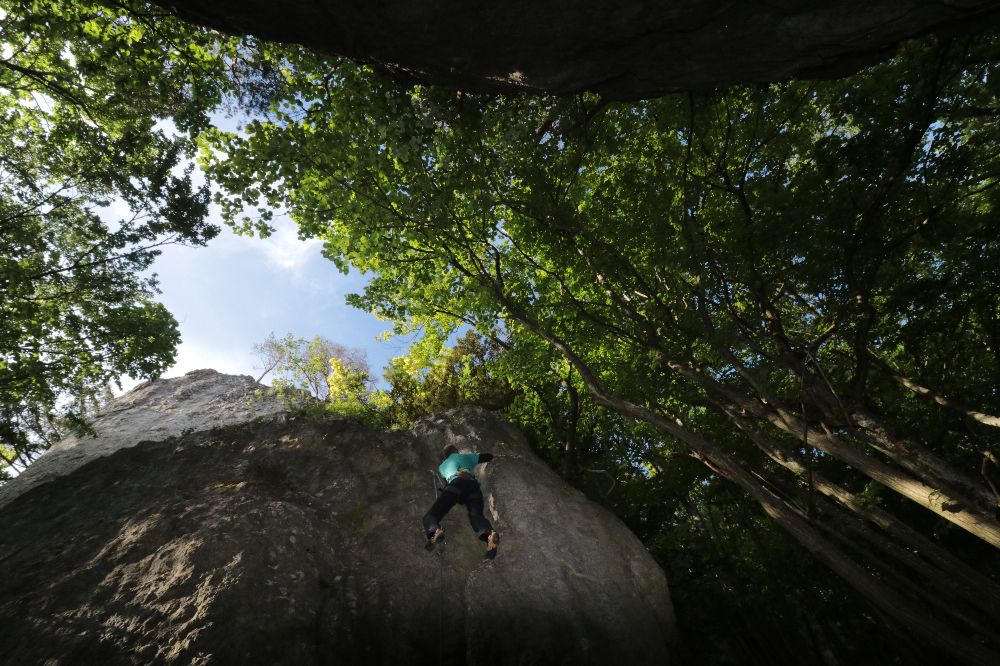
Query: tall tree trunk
509 308 1000 664
849 406 996 512
764 462 999 634
868 350 1000 429
712 400 1000 618
693 299 998 524
666 352 1000 548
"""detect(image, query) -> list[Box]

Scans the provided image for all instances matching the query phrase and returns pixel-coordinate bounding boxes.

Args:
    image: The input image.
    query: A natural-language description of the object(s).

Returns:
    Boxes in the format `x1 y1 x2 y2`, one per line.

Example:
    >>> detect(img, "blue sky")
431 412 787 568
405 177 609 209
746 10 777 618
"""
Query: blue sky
116 212 409 393
113 116 415 394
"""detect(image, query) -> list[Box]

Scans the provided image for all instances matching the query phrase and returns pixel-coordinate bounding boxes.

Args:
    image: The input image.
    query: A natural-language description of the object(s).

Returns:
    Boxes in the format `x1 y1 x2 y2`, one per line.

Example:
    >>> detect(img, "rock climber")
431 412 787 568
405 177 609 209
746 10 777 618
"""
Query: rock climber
423 444 500 558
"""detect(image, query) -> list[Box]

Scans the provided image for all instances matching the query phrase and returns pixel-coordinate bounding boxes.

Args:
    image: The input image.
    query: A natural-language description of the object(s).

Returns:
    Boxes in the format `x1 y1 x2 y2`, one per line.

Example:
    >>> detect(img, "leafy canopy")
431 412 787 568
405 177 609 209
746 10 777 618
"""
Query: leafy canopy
0 0 264 472
203 33 1000 662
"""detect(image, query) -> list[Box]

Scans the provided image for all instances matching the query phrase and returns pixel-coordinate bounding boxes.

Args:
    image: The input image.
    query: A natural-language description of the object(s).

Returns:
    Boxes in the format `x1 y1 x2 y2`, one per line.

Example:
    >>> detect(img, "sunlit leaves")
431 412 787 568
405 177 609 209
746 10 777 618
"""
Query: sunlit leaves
0 0 248 472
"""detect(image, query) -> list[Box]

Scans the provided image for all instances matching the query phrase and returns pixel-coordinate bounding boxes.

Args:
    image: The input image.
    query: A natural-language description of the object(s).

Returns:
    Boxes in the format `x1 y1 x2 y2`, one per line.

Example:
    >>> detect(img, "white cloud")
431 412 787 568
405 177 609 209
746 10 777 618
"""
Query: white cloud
257 218 324 274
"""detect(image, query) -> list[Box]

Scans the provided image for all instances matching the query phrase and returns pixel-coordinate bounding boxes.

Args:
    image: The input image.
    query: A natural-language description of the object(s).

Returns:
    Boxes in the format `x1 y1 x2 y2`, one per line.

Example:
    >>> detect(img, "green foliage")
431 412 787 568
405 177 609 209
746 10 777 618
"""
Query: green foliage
262 329 511 429
252 332 369 401
204 33 1000 661
251 332 394 425
324 355 389 425
382 330 513 427
0 0 268 471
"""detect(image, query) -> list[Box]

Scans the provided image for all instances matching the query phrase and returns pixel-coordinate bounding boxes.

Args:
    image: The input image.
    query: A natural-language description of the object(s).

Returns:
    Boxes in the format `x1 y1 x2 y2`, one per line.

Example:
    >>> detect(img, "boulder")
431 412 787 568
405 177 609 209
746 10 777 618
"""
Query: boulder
0 371 675 665
0 369 292 510
153 0 1000 97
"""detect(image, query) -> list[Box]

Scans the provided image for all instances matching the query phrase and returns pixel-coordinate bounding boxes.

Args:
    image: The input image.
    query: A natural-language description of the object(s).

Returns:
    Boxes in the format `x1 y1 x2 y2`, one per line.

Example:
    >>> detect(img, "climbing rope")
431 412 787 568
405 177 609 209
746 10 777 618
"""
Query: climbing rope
436 531 445 665
428 469 445 666
428 468 440 500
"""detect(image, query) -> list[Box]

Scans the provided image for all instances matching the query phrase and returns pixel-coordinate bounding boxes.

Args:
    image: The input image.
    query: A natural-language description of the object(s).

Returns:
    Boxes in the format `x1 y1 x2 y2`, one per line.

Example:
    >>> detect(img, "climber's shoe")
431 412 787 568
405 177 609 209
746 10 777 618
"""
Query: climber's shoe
425 527 445 551
484 530 500 559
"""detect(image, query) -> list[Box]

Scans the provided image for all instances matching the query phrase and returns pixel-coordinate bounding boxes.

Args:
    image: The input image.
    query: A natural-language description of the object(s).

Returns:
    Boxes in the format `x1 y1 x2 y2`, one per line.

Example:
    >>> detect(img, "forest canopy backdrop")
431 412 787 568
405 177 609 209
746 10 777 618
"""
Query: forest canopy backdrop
202 32 1000 664
3 2 1000 663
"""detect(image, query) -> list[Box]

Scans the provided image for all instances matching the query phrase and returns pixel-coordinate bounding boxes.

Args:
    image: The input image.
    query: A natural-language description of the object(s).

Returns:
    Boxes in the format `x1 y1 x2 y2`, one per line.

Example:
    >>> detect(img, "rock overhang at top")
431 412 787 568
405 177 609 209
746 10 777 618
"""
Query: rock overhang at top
153 0 1000 98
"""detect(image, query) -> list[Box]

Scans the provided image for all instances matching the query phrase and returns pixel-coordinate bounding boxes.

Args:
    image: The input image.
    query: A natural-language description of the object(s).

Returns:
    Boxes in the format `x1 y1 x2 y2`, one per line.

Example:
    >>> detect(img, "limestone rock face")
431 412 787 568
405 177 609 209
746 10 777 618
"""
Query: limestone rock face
153 0 1000 97
0 372 676 665
0 369 292 510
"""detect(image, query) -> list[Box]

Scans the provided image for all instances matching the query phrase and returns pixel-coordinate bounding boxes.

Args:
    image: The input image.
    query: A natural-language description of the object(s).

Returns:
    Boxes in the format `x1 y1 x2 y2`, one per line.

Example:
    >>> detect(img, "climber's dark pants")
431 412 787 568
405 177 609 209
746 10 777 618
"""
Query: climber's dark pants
422 477 493 541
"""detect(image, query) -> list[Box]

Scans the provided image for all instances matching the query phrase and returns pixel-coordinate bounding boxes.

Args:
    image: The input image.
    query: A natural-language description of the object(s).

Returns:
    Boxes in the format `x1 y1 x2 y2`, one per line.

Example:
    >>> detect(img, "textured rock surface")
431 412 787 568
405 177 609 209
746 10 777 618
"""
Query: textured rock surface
0 369 293 510
154 0 1000 97
0 373 675 665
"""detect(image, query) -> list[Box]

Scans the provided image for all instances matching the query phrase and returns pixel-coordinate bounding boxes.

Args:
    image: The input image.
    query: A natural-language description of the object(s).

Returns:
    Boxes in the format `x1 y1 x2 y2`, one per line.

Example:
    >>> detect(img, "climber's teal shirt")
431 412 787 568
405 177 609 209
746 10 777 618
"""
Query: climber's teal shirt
439 453 487 482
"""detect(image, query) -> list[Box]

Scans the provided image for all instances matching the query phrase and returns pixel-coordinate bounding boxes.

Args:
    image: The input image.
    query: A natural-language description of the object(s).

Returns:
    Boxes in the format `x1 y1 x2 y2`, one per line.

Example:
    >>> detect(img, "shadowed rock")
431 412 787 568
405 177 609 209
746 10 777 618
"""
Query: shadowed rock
0 372 675 664
153 0 1000 97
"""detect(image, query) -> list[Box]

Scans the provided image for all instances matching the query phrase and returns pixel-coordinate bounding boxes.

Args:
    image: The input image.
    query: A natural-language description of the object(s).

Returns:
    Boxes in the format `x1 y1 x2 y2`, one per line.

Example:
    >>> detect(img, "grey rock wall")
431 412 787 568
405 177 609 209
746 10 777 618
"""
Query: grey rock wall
0 369 293 510
0 373 675 665
414 410 677 665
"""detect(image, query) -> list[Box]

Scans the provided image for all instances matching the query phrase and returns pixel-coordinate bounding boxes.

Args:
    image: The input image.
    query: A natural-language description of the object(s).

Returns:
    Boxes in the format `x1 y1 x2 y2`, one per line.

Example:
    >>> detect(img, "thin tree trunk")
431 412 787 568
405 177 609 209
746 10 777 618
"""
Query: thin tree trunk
508 308 1000 664
561 370 580 478
679 360 1000 548
814 495 998 638
765 463 999 633
868 350 1000 428
689 321 998 525
849 406 997 512
713 400 1000 616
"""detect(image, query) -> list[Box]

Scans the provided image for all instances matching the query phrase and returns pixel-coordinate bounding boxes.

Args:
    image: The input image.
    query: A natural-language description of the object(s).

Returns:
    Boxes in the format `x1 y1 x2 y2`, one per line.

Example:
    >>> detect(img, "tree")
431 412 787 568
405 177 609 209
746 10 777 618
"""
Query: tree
383 329 513 427
0 0 273 474
205 34 1000 663
252 332 370 401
